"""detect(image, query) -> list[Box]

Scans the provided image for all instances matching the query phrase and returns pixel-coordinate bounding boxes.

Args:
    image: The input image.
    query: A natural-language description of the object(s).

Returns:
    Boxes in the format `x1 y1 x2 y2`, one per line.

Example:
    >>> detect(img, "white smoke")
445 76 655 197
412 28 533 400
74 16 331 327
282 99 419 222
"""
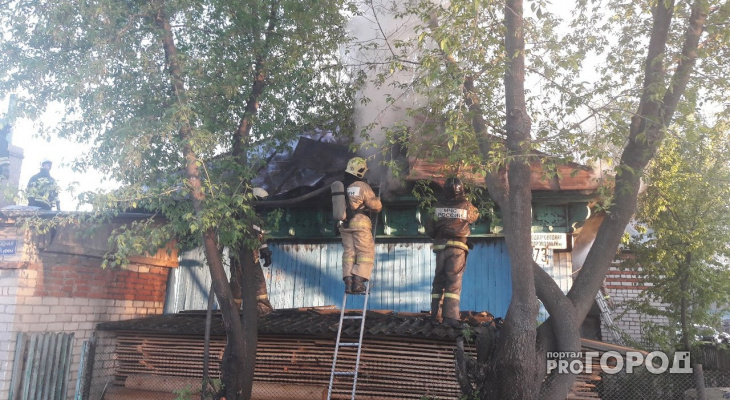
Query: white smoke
345 0 440 197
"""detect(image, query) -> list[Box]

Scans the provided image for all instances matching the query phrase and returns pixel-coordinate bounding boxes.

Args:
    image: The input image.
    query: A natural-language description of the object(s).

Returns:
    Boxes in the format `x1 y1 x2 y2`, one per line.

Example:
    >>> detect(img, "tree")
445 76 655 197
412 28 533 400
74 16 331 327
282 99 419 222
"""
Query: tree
625 118 730 352
0 0 355 398
361 0 725 398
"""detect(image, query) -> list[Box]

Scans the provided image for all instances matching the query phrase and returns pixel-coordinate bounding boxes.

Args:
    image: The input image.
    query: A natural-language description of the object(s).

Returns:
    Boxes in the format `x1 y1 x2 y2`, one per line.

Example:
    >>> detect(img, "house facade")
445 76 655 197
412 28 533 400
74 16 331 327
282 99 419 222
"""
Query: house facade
166 139 601 326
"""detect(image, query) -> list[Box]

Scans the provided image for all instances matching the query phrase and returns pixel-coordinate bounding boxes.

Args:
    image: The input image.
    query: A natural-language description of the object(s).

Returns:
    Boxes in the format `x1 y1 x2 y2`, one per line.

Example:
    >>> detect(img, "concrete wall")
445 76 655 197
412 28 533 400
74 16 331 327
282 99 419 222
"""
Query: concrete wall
0 216 176 400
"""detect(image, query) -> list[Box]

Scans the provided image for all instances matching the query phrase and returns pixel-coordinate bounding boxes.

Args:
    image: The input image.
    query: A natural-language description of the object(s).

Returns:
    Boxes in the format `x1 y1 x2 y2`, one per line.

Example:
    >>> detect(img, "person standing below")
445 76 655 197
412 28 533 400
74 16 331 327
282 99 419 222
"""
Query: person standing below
230 187 275 317
426 177 479 327
27 158 60 211
339 157 382 294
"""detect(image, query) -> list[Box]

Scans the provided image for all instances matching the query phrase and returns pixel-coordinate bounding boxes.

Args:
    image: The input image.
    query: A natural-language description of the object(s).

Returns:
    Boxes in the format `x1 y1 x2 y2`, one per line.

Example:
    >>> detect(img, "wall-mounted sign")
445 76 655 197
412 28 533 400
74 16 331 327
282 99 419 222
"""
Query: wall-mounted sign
531 233 567 249
0 239 17 255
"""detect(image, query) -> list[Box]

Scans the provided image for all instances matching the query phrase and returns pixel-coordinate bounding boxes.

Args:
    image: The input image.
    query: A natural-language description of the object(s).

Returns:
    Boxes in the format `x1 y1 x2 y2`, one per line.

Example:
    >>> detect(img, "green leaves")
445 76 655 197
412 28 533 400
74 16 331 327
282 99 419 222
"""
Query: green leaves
2 0 357 265
626 117 730 348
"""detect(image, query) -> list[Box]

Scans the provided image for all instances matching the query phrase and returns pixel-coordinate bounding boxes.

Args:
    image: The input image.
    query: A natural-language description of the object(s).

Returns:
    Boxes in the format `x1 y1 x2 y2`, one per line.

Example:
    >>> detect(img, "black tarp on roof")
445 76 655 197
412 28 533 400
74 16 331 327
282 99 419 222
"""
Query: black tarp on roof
251 135 351 199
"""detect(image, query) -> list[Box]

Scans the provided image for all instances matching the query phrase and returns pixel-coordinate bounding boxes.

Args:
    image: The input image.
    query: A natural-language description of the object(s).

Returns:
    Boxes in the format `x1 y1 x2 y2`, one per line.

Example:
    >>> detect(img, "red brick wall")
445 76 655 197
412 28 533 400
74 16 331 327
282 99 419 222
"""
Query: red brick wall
30 254 169 302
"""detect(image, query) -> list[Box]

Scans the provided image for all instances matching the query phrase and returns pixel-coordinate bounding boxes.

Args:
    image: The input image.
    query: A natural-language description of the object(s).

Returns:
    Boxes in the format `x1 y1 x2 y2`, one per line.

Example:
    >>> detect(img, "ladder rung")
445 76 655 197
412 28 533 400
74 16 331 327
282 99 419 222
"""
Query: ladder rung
342 315 363 319
334 371 356 376
339 342 360 347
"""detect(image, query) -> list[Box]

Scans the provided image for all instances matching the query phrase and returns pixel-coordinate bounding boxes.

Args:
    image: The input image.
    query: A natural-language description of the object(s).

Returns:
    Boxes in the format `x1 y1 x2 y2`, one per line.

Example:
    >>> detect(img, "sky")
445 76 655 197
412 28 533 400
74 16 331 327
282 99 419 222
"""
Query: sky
1 97 112 211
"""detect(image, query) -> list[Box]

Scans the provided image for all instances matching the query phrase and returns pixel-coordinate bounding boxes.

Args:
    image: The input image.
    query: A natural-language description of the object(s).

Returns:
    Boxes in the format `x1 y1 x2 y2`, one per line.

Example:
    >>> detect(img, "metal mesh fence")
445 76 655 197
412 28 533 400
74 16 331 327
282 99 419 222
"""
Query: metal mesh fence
77 333 730 400
599 369 730 400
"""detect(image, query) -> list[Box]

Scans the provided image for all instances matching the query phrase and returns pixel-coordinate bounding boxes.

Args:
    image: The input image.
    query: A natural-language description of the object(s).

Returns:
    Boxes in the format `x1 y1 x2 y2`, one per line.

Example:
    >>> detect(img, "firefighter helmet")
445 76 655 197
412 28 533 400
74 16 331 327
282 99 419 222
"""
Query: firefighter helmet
444 177 465 200
345 157 368 178
252 187 269 199
41 158 53 168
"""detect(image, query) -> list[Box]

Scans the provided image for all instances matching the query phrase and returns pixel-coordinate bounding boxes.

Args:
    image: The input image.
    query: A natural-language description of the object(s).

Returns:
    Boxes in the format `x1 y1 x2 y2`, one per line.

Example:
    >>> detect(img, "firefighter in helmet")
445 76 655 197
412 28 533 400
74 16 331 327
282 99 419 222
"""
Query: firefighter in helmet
27 158 60 210
426 177 479 327
338 157 382 294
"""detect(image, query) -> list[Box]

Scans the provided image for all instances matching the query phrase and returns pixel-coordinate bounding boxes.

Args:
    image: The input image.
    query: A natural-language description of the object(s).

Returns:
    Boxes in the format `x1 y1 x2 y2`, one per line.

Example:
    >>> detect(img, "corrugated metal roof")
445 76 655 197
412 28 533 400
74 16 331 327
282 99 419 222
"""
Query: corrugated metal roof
97 307 495 341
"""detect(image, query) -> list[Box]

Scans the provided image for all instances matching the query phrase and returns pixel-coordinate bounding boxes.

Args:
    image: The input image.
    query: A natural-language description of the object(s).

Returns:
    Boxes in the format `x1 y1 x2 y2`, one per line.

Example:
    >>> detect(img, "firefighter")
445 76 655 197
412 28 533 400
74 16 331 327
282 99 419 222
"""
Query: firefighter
426 177 479 327
230 187 274 317
27 159 60 210
338 157 382 294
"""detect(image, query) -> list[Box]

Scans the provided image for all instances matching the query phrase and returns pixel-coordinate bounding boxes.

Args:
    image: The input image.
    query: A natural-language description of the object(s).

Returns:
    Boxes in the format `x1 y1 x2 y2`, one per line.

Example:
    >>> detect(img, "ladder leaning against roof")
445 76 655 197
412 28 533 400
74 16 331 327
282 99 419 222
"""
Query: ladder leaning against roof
596 288 624 345
326 280 373 400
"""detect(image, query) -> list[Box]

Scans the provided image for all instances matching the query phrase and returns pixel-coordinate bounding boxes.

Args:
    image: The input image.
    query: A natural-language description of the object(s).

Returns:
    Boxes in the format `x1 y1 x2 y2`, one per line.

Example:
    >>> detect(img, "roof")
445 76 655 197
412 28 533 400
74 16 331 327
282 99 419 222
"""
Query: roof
408 157 602 193
96 307 495 341
251 134 351 199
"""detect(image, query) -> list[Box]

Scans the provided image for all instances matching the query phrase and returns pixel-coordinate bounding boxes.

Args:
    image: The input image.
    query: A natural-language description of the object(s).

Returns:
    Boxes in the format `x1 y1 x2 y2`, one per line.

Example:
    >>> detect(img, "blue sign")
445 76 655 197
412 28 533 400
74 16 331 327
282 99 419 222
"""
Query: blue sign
0 239 17 255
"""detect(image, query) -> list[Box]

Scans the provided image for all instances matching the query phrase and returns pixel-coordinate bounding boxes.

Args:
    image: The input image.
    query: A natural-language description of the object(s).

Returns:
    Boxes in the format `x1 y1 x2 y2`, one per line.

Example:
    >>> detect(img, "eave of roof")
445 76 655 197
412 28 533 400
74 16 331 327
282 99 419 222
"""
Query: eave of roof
96 307 495 341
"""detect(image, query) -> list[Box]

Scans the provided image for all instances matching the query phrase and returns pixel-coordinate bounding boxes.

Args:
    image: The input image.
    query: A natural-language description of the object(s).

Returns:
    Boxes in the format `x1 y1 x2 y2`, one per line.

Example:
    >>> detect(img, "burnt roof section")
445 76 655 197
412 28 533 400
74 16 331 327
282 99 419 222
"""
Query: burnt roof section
252 135 351 199
96 307 495 340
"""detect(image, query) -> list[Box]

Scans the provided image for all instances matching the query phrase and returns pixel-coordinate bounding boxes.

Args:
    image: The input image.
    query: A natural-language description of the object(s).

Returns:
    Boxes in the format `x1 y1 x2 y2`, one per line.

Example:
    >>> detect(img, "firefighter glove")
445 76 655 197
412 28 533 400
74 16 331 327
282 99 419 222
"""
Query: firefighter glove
260 246 273 267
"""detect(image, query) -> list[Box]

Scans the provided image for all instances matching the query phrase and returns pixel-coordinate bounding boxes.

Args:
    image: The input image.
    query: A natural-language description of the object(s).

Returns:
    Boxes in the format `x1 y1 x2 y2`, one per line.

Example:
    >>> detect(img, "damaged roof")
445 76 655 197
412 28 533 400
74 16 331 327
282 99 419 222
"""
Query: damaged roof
251 134 352 199
96 307 495 340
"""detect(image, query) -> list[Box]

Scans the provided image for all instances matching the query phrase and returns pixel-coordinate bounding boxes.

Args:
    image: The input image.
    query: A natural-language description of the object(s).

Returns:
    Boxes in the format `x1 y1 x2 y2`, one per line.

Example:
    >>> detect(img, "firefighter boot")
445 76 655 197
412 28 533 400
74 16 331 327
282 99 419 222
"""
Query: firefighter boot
343 277 353 294
430 296 442 324
351 275 367 294
442 296 462 328
257 298 274 317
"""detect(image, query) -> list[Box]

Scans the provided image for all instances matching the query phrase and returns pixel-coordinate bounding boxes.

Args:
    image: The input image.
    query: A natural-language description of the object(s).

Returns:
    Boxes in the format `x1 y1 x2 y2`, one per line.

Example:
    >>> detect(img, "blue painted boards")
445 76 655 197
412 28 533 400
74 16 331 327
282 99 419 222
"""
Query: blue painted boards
167 239 514 318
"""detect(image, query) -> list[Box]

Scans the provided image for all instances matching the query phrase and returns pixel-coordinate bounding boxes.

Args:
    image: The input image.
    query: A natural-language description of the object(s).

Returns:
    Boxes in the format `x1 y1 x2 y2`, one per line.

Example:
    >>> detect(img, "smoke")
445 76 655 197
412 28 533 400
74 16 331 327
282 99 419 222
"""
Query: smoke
345 0 435 199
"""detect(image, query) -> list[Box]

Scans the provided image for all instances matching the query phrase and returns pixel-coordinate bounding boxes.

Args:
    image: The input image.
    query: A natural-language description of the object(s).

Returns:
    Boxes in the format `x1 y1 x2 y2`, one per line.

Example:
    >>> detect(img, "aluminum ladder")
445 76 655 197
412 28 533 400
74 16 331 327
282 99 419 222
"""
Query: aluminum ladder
326 282 372 400
595 290 623 345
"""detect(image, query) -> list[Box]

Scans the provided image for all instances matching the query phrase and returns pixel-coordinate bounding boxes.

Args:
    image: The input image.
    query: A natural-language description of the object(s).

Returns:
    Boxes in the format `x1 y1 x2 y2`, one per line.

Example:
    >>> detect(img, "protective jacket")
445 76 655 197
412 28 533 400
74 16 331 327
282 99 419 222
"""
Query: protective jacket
27 169 60 210
230 224 274 316
428 197 478 322
339 180 382 280
429 198 479 247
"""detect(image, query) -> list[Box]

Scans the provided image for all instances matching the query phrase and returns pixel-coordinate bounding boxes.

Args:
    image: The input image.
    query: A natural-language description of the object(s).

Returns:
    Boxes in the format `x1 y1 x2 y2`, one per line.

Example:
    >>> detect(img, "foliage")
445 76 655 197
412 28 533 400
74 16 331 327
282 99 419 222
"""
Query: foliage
355 0 729 398
0 0 357 257
173 378 222 400
624 117 730 348
1 0 358 398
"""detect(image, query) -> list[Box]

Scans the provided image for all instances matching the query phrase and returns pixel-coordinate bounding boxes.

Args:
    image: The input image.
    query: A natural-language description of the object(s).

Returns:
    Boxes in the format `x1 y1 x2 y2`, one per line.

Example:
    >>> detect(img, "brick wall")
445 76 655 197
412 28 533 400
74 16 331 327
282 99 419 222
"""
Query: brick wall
602 262 668 346
31 254 169 301
0 218 176 400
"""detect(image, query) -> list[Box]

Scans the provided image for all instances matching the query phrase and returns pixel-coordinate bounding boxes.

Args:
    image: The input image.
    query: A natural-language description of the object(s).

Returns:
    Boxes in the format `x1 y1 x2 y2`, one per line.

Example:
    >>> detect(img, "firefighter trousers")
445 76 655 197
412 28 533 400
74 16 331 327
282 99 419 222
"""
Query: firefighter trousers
230 250 270 304
339 226 375 280
431 246 467 320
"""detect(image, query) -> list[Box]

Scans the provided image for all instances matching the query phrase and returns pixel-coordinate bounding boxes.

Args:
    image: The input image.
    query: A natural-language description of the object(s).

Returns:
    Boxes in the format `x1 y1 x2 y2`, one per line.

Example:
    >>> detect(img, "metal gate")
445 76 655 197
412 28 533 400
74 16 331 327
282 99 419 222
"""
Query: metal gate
8 332 75 400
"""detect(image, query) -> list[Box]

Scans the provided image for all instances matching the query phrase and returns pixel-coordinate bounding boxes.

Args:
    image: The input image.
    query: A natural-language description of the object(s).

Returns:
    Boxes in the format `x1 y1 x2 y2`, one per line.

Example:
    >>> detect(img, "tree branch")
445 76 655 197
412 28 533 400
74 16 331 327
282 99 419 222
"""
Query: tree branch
534 262 580 400
569 0 707 324
233 0 280 162
662 0 707 125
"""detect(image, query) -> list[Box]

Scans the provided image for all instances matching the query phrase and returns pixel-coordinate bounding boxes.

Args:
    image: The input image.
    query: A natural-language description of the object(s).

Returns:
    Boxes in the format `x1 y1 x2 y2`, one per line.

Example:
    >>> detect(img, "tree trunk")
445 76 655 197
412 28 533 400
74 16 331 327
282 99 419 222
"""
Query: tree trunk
228 247 259 399
153 3 251 398
225 2 280 398
488 1 539 399
680 252 692 352
459 1 708 399
568 0 706 324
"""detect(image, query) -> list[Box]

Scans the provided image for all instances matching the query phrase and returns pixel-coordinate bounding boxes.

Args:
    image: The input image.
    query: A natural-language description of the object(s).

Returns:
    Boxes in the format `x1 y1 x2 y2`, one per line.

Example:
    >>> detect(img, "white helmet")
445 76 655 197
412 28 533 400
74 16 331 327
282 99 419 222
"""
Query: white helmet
345 157 368 178
252 187 269 199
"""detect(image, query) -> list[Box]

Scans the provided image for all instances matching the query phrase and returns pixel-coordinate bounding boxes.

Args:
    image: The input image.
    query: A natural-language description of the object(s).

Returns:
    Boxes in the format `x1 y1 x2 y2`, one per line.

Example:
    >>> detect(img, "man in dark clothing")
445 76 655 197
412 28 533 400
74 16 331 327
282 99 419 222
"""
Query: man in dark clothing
230 187 275 317
426 177 479 327
27 159 60 210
